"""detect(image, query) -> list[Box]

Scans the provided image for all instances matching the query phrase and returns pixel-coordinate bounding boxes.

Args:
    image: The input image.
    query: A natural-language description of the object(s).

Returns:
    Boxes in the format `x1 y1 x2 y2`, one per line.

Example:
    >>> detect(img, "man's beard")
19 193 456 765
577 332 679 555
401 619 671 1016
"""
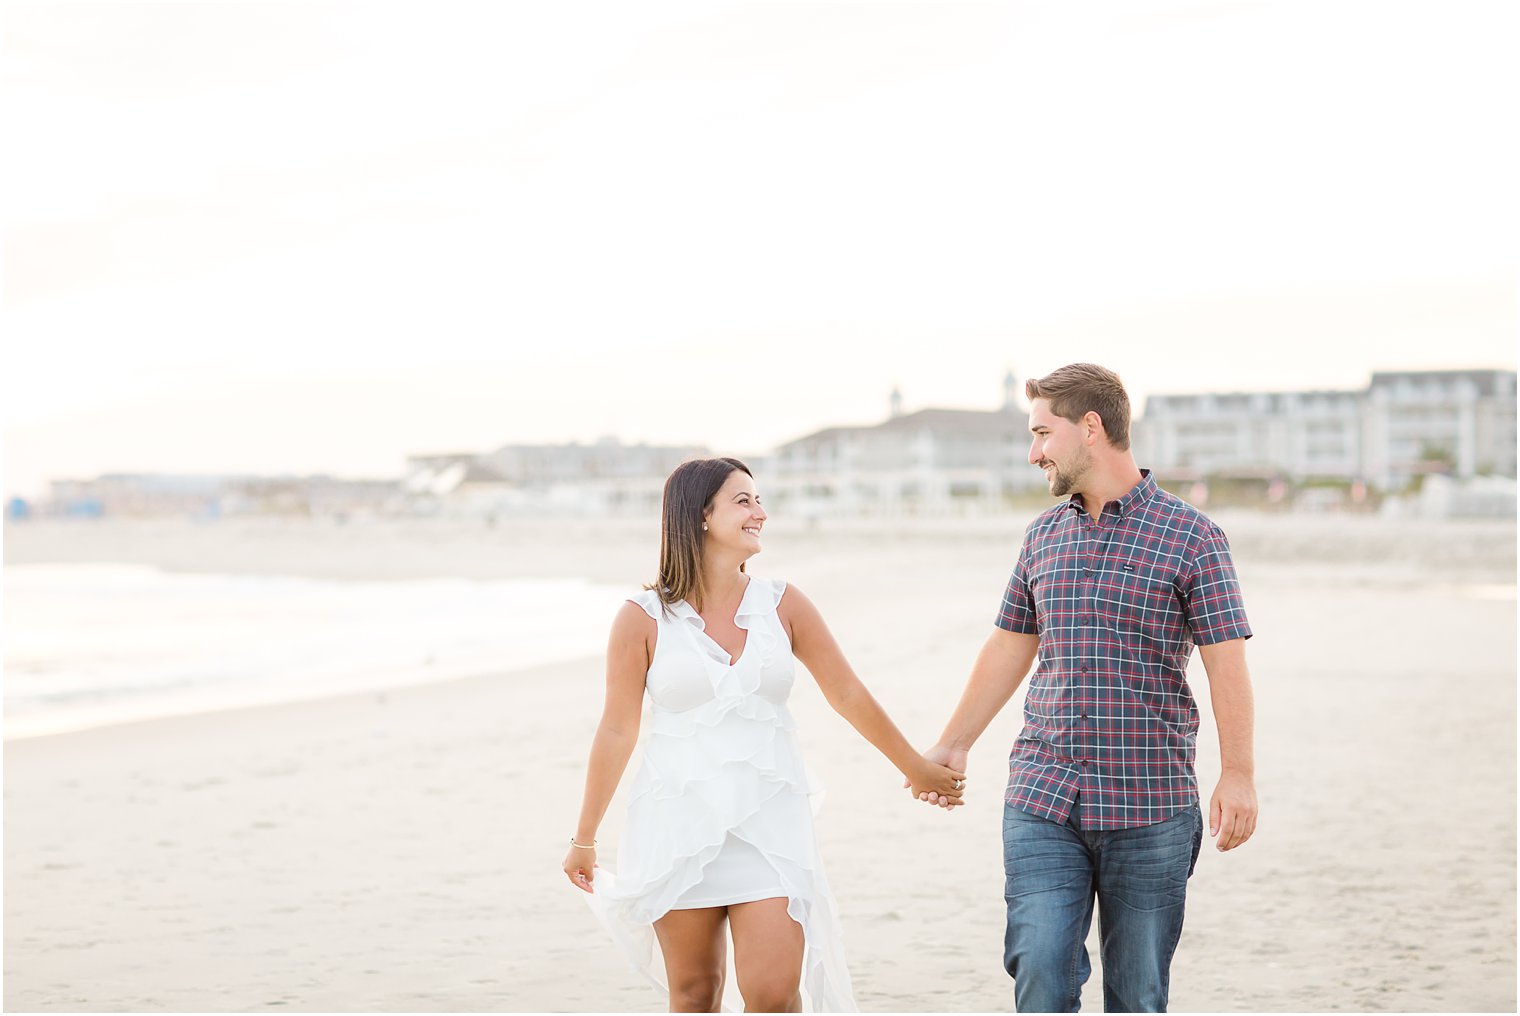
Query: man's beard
1045 446 1092 497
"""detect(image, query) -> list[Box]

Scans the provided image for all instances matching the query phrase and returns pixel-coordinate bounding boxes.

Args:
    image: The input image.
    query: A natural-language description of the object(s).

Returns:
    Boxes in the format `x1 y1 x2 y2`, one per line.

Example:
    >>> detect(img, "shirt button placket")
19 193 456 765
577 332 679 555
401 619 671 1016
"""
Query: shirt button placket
1074 519 1098 778
1083 523 1099 768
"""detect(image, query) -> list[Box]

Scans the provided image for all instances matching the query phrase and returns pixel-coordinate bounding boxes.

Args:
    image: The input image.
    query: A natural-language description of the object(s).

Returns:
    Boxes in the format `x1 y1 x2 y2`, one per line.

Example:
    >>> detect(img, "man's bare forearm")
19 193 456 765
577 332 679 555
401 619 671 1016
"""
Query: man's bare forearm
1199 639 1255 775
937 629 1040 751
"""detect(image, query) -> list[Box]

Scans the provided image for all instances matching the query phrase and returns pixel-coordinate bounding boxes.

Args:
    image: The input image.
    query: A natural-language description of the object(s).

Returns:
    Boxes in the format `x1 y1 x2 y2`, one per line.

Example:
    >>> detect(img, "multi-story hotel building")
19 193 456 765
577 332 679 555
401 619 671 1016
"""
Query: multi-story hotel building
1135 369 1516 492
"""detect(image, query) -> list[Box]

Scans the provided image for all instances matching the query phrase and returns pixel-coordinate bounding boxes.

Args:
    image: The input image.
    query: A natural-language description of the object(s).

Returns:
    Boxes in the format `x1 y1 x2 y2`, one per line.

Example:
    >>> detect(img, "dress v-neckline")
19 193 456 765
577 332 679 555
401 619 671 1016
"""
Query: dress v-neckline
690 578 753 668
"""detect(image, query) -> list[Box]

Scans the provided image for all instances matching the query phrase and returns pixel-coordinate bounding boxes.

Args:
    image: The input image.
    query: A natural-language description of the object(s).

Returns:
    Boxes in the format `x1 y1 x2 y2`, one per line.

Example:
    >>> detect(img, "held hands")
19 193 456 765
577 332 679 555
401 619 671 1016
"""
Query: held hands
904 745 970 810
903 756 966 807
901 744 969 809
563 841 597 893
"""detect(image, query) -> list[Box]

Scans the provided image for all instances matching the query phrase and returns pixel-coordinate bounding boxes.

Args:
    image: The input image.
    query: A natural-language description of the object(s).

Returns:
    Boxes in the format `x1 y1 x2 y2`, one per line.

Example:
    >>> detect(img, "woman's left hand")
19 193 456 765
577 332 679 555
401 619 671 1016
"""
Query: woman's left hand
563 844 597 893
905 758 966 807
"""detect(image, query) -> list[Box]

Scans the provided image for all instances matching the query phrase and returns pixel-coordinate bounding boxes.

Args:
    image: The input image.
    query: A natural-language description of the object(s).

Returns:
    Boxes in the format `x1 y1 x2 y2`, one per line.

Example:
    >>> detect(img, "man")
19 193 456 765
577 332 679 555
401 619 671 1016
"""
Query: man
920 363 1256 1013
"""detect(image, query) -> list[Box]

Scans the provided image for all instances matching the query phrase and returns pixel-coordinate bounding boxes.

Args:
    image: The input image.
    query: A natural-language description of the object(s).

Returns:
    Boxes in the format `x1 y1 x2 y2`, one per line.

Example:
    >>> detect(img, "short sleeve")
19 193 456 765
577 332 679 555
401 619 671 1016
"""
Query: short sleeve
1179 523 1253 645
995 529 1040 634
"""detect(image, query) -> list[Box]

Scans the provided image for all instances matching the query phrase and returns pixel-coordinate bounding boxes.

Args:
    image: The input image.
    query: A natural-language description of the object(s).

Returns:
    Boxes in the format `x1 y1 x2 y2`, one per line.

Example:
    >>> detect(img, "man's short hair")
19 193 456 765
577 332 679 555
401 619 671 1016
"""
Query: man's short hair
1025 363 1132 451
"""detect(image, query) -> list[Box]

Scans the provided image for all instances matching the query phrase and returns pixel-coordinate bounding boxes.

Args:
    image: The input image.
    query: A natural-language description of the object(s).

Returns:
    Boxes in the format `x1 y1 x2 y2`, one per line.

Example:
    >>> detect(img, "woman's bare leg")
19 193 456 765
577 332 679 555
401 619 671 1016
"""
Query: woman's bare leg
729 897 804 1013
654 907 728 1013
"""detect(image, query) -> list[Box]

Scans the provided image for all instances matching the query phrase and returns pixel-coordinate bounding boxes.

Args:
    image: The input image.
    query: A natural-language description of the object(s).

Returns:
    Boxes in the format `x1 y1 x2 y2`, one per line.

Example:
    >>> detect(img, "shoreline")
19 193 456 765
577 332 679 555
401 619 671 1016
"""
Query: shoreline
5 568 1511 746
3 563 627 743
7 513 1510 744
1 650 605 745
6 511 1515 580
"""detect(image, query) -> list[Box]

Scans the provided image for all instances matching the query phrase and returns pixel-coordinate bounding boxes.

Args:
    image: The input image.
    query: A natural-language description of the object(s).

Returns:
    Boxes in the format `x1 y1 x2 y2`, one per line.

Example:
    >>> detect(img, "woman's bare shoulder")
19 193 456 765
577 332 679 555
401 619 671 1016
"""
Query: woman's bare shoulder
775 581 817 614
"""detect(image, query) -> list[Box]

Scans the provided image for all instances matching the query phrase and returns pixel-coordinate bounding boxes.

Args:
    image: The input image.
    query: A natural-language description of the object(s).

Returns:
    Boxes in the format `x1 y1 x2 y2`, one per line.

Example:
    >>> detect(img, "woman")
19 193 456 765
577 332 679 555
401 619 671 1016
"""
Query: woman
562 457 966 1013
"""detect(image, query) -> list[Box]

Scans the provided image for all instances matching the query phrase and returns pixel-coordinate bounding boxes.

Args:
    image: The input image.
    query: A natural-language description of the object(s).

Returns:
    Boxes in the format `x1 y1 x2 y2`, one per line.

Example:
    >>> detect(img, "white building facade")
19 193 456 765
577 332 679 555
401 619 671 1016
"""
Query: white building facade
1135 369 1516 492
1362 370 1517 490
769 375 1044 516
403 438 711 516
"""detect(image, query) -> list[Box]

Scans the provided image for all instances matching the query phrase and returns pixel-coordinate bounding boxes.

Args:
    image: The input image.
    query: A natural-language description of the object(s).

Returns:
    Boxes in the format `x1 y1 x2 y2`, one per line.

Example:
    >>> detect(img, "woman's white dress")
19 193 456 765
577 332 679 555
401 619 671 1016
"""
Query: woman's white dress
583 577 857 1013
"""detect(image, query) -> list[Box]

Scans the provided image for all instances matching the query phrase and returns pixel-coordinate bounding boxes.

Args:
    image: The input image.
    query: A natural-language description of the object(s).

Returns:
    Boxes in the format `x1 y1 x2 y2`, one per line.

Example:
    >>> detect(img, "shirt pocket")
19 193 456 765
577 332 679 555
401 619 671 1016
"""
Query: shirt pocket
1103 558 1179 636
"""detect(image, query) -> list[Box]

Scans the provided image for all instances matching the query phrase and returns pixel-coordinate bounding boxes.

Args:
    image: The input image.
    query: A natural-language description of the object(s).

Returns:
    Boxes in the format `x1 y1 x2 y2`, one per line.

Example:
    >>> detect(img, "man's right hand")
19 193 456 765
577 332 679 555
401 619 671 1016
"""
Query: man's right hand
904 744 970 809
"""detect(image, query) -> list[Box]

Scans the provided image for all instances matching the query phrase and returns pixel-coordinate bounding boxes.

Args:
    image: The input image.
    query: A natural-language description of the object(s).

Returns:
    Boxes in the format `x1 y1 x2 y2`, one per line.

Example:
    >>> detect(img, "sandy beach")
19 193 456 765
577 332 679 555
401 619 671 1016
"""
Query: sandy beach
4 512 1515 1012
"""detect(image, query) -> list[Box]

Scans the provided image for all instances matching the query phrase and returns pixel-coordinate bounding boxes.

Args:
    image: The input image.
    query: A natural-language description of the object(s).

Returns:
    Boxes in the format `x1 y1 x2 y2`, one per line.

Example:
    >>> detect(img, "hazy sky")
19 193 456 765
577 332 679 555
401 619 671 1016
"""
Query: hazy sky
4 1 1516 498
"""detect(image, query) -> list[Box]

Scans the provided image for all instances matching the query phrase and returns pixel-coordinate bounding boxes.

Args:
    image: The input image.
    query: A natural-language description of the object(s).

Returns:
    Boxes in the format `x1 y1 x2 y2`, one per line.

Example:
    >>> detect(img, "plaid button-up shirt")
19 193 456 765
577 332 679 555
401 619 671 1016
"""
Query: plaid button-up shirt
996 470 1252 830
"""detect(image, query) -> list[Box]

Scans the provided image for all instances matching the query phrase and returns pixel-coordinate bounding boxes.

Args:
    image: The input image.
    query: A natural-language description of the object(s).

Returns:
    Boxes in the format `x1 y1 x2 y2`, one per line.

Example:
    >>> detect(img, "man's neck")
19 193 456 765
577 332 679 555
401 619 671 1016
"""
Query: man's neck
1073 462 1145 517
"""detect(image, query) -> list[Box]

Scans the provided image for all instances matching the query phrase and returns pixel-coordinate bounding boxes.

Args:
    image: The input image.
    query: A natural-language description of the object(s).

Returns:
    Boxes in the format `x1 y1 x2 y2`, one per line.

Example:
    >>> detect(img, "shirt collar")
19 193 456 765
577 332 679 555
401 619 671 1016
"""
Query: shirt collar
1064 469 1158 519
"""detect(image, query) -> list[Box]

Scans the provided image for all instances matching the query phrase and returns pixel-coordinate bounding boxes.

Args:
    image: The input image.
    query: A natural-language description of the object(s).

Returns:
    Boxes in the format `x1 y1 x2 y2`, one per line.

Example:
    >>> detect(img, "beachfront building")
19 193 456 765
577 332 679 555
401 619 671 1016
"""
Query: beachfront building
222 477 403 518
768 373 1043 516
401 453 513 515
45 474 243 518
404 438 711 516
1362 370 1518 491
1136 390 1364 482
43 474 403 519
478 437 709 492
1134 369 1517 493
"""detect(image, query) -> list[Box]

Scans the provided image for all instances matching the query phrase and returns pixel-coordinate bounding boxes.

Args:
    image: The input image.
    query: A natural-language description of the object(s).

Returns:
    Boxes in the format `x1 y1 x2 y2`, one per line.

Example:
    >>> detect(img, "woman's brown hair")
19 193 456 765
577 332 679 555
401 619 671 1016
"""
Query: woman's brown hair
647 456 752 614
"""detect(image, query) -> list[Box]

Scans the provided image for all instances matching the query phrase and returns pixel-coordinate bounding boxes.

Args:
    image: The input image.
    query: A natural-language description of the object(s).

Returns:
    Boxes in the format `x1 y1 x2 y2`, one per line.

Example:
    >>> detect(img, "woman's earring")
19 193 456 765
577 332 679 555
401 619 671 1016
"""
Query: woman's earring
702 523 708 531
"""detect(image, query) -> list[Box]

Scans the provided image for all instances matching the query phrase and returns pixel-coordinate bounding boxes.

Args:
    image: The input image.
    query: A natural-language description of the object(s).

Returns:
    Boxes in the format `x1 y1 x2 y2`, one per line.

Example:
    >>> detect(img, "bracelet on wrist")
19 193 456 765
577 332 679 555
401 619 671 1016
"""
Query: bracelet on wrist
569 837 597 849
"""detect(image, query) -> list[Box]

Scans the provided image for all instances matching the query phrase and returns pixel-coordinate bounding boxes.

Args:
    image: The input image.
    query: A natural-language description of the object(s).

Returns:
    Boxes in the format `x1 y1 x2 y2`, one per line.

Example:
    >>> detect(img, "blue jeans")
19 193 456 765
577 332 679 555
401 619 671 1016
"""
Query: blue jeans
1002 800 1202 1013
